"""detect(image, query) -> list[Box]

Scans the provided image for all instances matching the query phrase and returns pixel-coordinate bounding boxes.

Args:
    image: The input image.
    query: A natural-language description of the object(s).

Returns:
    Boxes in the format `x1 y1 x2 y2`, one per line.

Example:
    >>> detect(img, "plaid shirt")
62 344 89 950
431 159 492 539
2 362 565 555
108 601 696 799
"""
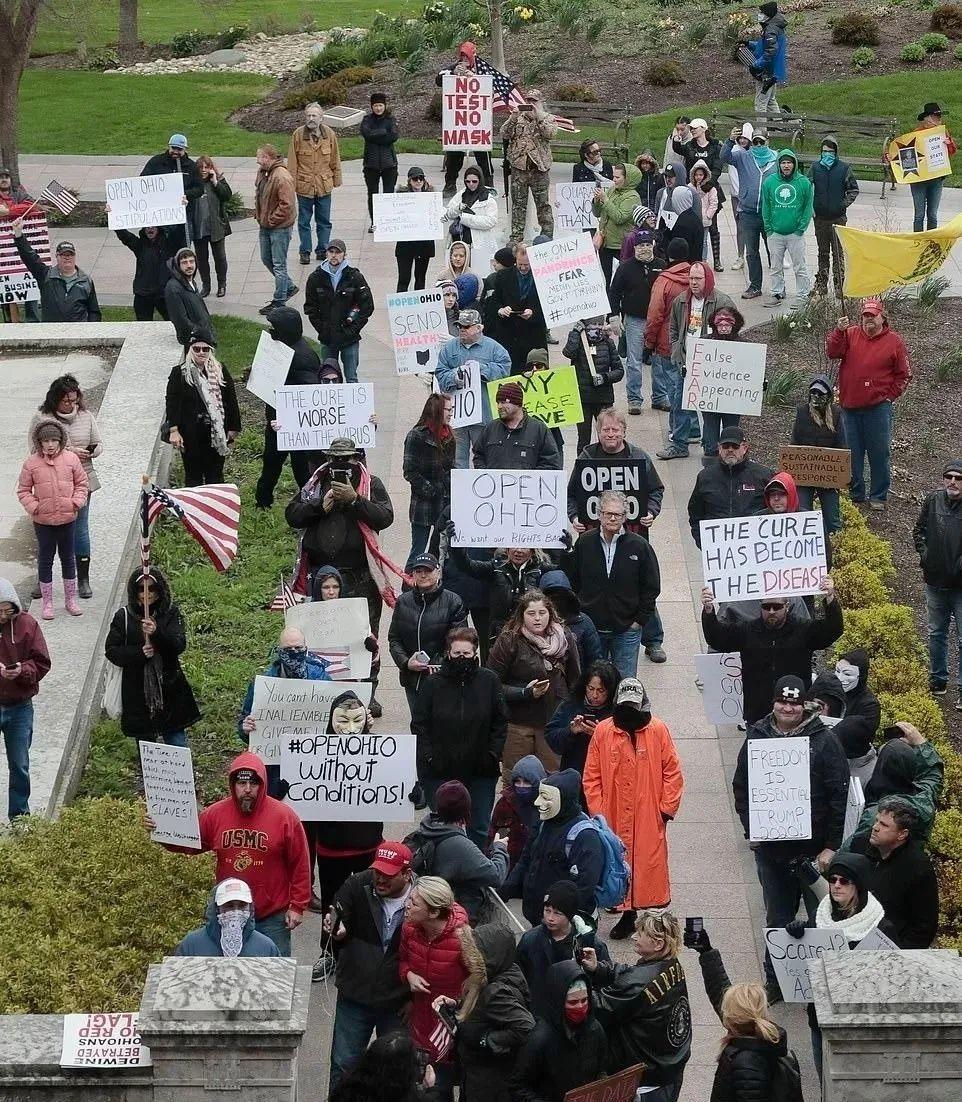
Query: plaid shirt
403 424 455 528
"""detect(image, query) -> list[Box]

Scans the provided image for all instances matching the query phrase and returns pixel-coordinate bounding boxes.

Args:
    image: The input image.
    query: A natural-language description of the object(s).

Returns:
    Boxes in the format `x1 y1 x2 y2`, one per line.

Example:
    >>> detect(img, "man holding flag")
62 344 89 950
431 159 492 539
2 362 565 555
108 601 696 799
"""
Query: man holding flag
10 217 100 323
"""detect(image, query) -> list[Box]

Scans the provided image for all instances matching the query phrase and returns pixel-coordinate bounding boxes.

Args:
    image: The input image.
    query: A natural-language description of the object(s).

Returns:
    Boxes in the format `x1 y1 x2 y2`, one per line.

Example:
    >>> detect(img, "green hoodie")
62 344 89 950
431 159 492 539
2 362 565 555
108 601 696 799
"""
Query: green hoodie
761 149 814 237
592 163 643 252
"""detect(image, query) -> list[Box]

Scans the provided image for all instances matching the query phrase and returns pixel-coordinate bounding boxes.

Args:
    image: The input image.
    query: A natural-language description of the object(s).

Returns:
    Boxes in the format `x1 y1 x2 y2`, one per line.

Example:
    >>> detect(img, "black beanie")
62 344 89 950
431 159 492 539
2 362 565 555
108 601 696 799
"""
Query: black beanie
545 879 580 922
759 2 778 17
370 91 387 106
667 238 690 262
773 674 806 705
494 246 516 267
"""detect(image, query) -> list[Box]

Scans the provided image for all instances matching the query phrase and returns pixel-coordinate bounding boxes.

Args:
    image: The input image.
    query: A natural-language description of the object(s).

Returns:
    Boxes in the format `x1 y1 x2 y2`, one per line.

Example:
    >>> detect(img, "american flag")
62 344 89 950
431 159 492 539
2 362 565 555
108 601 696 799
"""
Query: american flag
38 179 78 217
312 646 351 678
143 483 241 572
269 575 297 612
475 56 576 132
0 212 50 277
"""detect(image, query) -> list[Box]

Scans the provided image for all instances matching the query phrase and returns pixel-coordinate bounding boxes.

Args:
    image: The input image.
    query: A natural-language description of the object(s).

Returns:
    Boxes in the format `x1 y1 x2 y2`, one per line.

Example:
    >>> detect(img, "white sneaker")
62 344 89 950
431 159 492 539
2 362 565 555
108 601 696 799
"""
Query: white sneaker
731 258 744 270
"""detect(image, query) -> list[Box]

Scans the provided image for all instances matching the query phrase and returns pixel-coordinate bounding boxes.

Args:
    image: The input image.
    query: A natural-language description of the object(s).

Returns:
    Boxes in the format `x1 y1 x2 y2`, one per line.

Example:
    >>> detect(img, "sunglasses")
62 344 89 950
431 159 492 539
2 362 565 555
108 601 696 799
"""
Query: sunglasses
456 323 474 329
409 175 425 181
751 138 767 146
828 874 852 886
945 473 962 482
761 602 786 611
191 344 211 352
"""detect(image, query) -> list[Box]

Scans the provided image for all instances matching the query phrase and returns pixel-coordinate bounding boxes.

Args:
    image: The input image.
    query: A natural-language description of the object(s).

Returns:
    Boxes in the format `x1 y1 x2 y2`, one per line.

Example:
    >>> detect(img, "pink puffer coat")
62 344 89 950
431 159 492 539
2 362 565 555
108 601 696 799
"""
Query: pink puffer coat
17 418 88 526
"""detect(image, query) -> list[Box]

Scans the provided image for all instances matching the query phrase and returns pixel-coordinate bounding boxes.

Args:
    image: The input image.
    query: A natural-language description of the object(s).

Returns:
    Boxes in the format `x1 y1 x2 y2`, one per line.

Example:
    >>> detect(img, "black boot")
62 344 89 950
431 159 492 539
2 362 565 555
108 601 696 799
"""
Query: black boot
610 909 638 940
76 556 92 599
216 283 227 298
31 578 41 600
201 283 211 298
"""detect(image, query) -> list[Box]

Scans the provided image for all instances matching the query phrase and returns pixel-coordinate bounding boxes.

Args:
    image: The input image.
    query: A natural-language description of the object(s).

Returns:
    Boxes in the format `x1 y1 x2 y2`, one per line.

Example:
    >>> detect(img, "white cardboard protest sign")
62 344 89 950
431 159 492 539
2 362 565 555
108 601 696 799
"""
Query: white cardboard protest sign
247 330 294 406
373 192 445 242
660 209 678 230
843 776 865 842
442 73 494 151
0 272 40 304
284 597 372 680
528 235 610 329
61 1013 151 1068
683 338 767 416
281 729 418 820
554 181 609 235
694 652 744 724
274 382 376 451
433 362 483 428
450 468 567 548
855 927 899 951
106 172 186 230
387 288 451 376
139 741 201 849
701 511 828 602
764 928 849 1002
249 675 372 765
748 736 811 842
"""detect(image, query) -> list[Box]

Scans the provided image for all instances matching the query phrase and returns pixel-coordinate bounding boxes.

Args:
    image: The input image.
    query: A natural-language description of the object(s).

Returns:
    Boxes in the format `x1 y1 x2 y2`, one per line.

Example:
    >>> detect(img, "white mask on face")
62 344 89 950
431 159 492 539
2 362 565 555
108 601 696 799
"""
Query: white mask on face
834 660 859 693
534 782 562 821
218 906 251 957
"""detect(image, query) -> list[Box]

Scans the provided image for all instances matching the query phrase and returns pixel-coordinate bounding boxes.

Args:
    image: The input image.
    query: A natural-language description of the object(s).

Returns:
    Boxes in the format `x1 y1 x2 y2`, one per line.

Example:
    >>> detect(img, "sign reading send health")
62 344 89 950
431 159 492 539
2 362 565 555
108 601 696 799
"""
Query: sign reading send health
450 469 566 548
700 511 827 601
683 338 766 416
387 289 451 376
274 383 375 450
748 735 811 842
528 235 609 328
106 173 185 230
486 366 583 428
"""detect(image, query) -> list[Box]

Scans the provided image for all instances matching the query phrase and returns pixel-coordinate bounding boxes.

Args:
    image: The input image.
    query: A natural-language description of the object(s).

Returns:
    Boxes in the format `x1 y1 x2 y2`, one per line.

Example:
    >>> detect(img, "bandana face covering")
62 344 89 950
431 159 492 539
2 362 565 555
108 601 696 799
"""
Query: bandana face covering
278 645 309 678
586 326 603 343
218 906 250 957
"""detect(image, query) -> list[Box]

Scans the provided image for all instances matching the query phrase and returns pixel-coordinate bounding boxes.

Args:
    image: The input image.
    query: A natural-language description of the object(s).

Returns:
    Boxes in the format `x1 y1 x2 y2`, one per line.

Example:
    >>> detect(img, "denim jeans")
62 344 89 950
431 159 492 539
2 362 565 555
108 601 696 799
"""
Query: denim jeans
702 413 741 457
422 774 498 848
255 909 291 956
666 359 699 450
258 225 295 304
754 847 818 985
297 194 333 256
320 342 359 384
911 178 944 232
769 232 811 298
797 486 842 536
1 700 33 818
598 627 643 679
35 521 76 582
161 730 188 747
407 523 435 571
454 423 484 469
924 584 962 686
623 314 646 405
841 401 892 503
74 500 91 559
738 208 764 293
330 998 404 1089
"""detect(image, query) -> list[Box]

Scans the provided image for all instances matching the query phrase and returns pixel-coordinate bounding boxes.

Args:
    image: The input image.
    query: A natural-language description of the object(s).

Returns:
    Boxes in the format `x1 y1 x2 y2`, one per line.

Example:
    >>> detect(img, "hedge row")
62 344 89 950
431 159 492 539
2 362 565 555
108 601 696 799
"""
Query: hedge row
831 498 962 947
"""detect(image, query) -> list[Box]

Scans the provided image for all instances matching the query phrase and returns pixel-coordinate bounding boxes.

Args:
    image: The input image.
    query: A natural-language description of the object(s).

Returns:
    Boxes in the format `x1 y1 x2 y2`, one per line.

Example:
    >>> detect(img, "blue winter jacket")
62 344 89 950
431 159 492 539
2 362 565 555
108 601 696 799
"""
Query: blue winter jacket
722 140 777 214
435 334 511 422
173 889 282 957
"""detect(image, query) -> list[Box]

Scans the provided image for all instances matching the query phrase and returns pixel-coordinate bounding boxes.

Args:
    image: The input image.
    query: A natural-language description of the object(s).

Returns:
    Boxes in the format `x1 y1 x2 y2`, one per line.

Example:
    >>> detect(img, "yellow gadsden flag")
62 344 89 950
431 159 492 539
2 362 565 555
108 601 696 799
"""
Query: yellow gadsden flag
836 213 962 297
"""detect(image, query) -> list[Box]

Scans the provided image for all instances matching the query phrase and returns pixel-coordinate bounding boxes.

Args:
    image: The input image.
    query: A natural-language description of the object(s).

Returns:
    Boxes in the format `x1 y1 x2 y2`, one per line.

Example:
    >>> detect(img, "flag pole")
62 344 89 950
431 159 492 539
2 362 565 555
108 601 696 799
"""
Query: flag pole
140 475 152 616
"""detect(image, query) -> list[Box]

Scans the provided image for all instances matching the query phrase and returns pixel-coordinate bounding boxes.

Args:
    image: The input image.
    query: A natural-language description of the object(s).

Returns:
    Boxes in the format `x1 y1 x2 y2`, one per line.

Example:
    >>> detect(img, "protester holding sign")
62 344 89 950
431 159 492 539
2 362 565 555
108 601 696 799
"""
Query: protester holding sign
687 427 773 547
360 93 399 234
698 305 749 457
11 219 101 323
394 168 438 292
447 545 549 644
472 380 562 470
140 133 200 250
304 240 375 384
443 167 501 276
436 41 495 196
562 317 626 451
402 394 456 569
487 242 547 372
114 225 176 321
910 102 956 232
591 163 645 288
608 228 666 413
790 375 846 537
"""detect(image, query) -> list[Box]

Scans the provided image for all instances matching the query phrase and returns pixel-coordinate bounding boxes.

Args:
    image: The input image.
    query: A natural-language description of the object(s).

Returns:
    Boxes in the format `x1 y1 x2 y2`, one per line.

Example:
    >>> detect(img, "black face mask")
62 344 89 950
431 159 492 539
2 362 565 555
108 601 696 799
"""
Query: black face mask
447 656 478 678
613 704 651 732
585 327 603 343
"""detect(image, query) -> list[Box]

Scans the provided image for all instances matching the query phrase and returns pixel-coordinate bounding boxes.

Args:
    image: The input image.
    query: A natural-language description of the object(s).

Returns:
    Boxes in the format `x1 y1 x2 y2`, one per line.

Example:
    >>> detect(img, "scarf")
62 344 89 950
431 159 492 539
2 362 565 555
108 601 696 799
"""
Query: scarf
218 907 250 958
751 145 777 168
292 463 411 604
581 160 608 182
517 268 535 300
182 354 229 456
521 621 568 671
278 645 309 679
670 186 694 214
460 183 487 209
815 891 885 943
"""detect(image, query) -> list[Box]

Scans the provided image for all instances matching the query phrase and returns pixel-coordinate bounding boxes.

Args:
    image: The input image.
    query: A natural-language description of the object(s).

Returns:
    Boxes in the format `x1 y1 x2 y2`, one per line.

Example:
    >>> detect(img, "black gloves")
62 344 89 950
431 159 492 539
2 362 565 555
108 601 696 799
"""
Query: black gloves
642 347 653 366
364 636 377 653
683 925 712 954
785 918 808 939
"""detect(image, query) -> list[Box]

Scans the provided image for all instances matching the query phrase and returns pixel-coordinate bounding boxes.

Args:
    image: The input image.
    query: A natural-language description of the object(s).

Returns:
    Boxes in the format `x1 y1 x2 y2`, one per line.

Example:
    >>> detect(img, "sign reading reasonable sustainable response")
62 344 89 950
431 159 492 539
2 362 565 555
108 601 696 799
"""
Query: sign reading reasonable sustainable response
139 741 201 849
527 235 610 329
285 597 373 680
887 125 953 184
700 511 828 602
106 172 186 231
281 729 417 820
433 362 483 428
450 468 567 548
274 383 376 451
373 191 445 242
683 338 766 416
554 181 609 235
777 445 852 490
748 736 812 842
485 366 584 428
570 456 649 525
764 928 848 1003
694 652 744 725
61 1013 152 1068
248 676 372 765
387 289 451 376
441 73 494 151
246 330 294 406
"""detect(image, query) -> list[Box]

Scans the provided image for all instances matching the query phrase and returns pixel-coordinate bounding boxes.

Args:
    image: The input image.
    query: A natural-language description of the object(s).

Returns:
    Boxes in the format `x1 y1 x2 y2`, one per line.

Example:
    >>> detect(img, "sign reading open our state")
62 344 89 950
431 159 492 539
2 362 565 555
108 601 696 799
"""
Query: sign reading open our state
387 288 451 375
450 468 567 548
373 191 445 242
527 235 609 329
274 382 375 450
442 74 494 151
700 511 827 602
106 173 186 230
683 338 766 416
748 735 811 842
485 366 583 428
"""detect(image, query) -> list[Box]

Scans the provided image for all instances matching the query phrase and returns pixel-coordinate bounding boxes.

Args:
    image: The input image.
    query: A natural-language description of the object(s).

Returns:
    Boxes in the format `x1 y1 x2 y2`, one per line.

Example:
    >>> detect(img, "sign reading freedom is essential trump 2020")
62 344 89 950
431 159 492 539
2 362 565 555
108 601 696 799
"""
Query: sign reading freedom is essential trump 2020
274 382 375 450
748 735 811 842
683 338 766 416
700 511 827 601
442 74 494 151
106 173 186 231
450 468 566 548
528 235 610 329
387 289 451 376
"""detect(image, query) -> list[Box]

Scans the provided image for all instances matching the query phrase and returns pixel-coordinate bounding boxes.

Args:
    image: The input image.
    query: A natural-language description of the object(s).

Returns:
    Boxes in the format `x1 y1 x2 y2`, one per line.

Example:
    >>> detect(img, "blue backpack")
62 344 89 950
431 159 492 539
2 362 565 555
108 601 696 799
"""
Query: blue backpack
565 815 631 910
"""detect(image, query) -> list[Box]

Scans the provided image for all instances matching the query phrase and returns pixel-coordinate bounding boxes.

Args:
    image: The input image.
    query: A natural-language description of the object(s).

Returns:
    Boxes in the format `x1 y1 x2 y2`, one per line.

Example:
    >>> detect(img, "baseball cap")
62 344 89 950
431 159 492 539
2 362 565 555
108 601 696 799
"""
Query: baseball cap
407 165 426 179
690 117 708 130
371 841 412 876
410 552 440 570
168 133 188 149
860 299 884 317
231 768 260 784
943 458 962 477
457 309 482 327
718 426 746 446
214 878 253 906
327 238 347 254
56 241 76 255
616 677 648 707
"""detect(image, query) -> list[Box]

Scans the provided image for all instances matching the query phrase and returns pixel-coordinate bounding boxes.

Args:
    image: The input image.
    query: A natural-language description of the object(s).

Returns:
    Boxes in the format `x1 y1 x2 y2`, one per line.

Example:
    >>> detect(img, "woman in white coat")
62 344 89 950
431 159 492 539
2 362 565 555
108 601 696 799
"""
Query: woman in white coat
443 166 500 277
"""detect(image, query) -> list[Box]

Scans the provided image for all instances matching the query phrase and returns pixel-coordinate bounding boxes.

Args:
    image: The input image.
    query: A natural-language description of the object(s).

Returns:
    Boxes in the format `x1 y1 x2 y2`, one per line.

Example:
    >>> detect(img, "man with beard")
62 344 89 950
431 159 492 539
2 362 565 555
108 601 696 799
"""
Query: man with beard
687 426 772 547
141 133 201 251
288 102 342 265
164 246 214 348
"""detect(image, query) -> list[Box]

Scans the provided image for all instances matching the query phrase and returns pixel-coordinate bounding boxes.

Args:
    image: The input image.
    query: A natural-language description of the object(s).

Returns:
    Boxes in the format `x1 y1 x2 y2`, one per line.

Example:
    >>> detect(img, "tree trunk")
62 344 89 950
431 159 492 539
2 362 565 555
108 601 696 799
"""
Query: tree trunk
118 0 138 58
489 0 506 73
0 64 23 184
0 1 44 186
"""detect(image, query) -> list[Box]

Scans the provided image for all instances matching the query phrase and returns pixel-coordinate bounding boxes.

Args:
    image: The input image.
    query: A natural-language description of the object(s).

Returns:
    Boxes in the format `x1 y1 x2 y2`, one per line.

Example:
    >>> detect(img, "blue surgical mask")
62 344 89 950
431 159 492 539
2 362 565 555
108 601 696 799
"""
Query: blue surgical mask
820 151 836 167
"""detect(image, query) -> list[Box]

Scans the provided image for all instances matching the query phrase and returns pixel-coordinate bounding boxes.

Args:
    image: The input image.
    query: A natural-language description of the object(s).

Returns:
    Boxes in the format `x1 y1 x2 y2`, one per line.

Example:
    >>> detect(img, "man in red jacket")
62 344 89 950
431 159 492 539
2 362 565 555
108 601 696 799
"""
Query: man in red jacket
826 300 910 511
148 751 310 955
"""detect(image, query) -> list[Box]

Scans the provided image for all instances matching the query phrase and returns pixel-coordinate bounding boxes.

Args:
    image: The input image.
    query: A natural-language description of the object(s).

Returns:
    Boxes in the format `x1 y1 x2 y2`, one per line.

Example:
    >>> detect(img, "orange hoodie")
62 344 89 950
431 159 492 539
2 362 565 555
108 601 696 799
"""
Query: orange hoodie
764 471 800 512
645 262 691 356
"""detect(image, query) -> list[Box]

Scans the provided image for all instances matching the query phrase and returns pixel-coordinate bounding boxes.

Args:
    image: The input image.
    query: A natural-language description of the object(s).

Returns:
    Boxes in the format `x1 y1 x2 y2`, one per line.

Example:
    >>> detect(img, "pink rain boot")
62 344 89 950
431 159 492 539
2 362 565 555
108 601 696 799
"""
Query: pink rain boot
40 581 55 620
64 577 83 616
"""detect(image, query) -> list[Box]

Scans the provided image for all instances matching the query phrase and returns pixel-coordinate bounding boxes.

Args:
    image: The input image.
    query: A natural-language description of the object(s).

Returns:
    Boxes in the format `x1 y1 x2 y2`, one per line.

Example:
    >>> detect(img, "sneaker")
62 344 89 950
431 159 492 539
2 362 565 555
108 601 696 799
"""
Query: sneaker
731 258 745 270
869 500 885 512
645 644 667 664
765 980 784 1006
765 293 786 307
713 264 724 273
285 284 299 301
299 252 311 265
741 288 761 300
369 697 383 719
628 403 643 415
656 446 689 460
931 681 948 696
312 950 336 983
610 910 637 940
259 301 282 315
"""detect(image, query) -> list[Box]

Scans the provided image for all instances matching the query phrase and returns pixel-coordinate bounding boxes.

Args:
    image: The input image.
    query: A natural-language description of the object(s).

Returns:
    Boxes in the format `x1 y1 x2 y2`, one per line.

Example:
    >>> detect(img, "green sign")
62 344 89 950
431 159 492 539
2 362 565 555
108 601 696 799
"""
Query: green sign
486 366 584 428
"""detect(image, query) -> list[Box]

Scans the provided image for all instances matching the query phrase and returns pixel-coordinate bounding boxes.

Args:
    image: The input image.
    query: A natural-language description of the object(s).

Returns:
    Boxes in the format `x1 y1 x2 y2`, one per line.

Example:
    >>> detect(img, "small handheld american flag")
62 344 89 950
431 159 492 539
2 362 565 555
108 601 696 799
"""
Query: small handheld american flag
269 575 297 612
38 180 79 218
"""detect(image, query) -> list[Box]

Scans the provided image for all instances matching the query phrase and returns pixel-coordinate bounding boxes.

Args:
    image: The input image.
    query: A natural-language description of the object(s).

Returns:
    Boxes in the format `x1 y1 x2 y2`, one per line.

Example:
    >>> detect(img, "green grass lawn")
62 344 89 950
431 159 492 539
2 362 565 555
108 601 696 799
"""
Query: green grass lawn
33 0 414 56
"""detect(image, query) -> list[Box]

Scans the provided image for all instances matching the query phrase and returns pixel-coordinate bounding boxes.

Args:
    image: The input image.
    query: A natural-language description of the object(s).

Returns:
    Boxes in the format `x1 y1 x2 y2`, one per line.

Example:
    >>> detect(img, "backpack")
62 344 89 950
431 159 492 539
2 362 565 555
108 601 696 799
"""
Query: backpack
402 828 436 876
565 815 631 910
770 1049 804 1102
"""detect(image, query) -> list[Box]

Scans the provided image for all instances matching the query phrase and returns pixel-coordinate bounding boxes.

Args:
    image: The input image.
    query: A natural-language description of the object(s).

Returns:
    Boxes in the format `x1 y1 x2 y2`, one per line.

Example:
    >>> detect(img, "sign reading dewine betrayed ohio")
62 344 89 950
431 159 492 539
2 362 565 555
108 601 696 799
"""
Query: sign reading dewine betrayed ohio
748 735 812 842
700 511 827 602
442 74 494 151
450 468 566 548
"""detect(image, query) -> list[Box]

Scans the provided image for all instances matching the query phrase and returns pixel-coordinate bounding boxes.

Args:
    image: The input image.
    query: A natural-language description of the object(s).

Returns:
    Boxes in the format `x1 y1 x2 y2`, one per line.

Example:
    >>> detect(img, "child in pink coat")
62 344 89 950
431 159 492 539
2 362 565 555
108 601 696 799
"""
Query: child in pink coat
690 158 723 272
17 418 89 619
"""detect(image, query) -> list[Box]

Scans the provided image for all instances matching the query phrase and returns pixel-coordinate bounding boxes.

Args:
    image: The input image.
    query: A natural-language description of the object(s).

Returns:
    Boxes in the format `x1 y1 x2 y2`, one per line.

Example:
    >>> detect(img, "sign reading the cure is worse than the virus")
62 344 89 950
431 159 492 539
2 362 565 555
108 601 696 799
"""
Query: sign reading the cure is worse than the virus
442 75 493 151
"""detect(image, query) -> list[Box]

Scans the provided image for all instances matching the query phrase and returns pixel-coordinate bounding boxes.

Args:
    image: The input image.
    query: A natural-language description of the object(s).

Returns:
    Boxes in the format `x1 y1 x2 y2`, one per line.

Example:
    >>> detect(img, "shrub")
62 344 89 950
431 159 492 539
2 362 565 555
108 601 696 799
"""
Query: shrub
833 604 927 665
554 83 600 102
832 525 895 583
931 3 962 37
920 30 951 49
764 367 807 404
85 47 120 71
831 13 880 45
301 42 362 81
956 42 962 57
171 28 207 57
355 31 396 65
644 59 686 86
686 18 711 45
831 559 889 608
223 190 245 219
851 46 877 68
900 41 927 61
282 68 375 110
870 656 934 696
215 23 249 49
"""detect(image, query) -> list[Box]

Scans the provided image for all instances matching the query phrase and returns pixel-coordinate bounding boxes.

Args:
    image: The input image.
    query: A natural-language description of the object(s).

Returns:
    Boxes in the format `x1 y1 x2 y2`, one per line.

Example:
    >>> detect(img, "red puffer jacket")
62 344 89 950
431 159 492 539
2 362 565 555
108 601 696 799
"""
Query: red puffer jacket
398 902 470 1061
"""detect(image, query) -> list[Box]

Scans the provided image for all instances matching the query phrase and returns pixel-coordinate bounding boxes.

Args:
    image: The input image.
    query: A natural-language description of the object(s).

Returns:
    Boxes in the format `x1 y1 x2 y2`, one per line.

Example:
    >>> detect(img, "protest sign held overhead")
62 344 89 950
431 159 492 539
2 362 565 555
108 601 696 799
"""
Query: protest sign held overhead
748 736 812 842
683 339 766 416
106 173 186 231
274 382 376 450
694 652 744 725
139 741 201 849
442 74 494 151
248 676 372 765
570 456 648 525
434 362 483 428
388 288 451 376
246 330 294 406
778 445 852 490
700 511 827 602
554 181 608 236
887 125 953 185
450 468 567 548
528 235 609 329
281 729 417 820
764 927 848 1002
486 366 583 429
61 1013 151 1068
285 596 373 680
373 191 445 243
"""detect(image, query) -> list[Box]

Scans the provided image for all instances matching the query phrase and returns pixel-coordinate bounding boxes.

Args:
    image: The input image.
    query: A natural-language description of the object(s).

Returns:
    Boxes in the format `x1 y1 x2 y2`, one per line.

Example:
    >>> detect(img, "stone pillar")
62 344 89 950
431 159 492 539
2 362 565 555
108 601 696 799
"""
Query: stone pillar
812 949 962 1102
137 957 311 1101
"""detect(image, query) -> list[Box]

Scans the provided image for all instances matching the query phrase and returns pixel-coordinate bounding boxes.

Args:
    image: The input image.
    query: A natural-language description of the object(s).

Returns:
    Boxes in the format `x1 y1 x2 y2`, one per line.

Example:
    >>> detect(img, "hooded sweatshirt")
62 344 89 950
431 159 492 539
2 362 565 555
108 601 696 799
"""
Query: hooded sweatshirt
763 471 800 513
17 418 88 527
487 754 546 869
644 263 691 356
791 374 846 450
722 138 776 213
761 150 814 236
827 319 911 411
668 262 736 366
832 648 880 758
263 306 323 421
173 886 281 957
0 578 51 705
593 164 645 252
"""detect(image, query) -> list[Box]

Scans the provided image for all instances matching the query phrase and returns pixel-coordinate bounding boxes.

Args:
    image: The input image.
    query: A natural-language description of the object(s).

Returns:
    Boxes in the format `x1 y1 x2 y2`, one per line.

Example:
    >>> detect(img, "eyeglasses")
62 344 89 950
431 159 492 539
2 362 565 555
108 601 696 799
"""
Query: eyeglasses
588 147 601 155
828 874 852 886
601 511 626 519
761 602 786 611
410 175 425 181
191 344 211 352
945 474 962 482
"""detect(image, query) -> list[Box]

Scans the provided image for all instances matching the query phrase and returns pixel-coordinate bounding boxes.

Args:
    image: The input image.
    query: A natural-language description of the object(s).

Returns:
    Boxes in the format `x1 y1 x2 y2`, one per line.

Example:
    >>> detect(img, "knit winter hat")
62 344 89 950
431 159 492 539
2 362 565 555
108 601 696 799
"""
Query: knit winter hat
545 880 580 922
436 780 472 824
632 204 656 227
370 91 388 105
496 381 525 406
667 238 690 262
944 459 962 477
773 675 806 704
494 247 517 268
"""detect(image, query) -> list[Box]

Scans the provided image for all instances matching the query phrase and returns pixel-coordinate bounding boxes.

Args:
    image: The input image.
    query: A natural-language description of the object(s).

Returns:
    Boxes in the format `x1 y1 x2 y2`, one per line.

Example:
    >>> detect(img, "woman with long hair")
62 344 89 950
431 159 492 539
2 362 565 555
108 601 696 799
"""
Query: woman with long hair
191 155 232 298
544 659 620 776
443 166 500 275
328 1030 436 1102
486 590 580 780
360 92 399 233
402 392 455 570
791 375 846 538
164 330 241 486
395 166 437 291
